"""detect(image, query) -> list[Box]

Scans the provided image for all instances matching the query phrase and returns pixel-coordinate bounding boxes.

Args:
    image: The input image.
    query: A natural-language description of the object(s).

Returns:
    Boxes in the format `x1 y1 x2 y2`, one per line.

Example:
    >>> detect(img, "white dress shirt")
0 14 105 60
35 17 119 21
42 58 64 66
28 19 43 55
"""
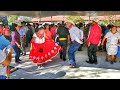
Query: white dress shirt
18 26 29 37
69 26 83 44
79 29 84 40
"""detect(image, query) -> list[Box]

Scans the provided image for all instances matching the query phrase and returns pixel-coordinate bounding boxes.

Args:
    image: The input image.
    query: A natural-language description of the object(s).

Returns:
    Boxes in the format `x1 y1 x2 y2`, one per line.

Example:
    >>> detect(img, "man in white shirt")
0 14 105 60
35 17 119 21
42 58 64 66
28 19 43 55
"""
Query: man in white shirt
66 20 83 68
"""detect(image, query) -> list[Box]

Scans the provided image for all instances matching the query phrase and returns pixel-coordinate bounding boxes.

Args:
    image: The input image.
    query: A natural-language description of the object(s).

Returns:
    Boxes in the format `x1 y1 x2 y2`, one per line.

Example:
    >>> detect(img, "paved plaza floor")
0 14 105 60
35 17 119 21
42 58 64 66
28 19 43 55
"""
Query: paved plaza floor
10 46 120 79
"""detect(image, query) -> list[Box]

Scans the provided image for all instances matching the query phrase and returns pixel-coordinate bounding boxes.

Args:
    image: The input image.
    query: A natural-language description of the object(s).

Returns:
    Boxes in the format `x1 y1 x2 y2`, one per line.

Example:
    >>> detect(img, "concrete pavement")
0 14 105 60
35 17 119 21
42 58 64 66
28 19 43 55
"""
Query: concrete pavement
10 46 120 79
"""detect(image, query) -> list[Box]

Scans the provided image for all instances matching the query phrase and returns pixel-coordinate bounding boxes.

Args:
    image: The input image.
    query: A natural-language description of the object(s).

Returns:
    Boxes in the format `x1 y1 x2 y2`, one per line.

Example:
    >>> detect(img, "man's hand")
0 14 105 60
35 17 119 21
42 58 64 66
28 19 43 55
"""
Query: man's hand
68 40 70 45
17 44 21 48
87 43 90 47
101 43 104 46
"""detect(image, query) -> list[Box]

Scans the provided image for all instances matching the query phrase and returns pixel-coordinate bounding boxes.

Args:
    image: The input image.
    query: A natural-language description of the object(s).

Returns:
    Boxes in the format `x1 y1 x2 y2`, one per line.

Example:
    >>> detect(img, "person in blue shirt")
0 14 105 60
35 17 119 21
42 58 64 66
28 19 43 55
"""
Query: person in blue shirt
105 24 114 35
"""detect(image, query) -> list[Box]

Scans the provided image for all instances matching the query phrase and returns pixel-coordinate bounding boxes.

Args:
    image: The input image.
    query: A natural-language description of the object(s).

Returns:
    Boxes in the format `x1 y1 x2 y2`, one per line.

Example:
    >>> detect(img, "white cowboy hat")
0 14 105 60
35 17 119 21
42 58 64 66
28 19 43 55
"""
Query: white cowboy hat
0 49 6 63
92 18 99 23
65 20 75 25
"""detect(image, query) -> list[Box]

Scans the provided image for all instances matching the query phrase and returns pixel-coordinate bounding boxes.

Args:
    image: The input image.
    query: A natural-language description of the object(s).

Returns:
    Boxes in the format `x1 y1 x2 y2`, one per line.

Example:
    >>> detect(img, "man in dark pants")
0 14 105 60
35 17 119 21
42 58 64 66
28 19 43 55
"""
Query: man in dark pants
57 23 70 61
86 19 102 64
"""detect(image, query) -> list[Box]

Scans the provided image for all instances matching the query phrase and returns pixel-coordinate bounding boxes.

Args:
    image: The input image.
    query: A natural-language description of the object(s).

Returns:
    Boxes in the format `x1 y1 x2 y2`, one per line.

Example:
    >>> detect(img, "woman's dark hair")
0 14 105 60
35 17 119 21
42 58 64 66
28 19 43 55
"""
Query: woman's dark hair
11 23 17 31
44 23 49 29
111 25 117 29
4 24 8 26
107 24 114 29
37 27 44 32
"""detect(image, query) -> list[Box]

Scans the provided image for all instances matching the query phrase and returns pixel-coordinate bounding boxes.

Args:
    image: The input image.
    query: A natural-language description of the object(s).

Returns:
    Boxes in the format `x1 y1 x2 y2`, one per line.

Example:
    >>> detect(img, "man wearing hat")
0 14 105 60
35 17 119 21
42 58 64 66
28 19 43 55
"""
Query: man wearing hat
66 20 83 68
86 18 102 64
18 21 29 56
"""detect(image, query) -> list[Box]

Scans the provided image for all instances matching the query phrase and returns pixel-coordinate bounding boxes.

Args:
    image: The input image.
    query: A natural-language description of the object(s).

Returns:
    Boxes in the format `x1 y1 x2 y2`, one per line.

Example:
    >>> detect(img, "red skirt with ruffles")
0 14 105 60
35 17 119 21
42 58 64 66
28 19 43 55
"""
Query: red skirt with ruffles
29 39 62 64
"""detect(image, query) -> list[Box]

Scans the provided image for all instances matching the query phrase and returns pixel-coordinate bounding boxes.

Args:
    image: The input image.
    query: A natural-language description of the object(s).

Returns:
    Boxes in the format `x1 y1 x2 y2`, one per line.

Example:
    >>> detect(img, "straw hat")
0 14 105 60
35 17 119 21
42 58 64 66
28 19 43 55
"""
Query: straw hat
65 20 75 25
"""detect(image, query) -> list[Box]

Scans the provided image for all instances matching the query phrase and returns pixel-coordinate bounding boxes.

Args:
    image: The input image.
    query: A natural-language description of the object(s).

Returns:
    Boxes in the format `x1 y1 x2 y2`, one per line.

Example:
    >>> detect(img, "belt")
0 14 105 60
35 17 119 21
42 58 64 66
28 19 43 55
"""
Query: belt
71 40 78 43
59 38 67 40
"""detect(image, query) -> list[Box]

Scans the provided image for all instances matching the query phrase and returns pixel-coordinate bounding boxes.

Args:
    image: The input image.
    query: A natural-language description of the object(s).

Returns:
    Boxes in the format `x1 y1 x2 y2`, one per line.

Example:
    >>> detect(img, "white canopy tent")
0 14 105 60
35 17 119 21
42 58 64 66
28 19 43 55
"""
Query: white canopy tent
0 11 120 17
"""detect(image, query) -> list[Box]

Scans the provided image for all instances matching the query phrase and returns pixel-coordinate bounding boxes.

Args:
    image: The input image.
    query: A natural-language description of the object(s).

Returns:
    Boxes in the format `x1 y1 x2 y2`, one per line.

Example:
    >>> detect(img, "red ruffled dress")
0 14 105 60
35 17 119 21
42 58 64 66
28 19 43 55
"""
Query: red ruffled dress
29 30 62 64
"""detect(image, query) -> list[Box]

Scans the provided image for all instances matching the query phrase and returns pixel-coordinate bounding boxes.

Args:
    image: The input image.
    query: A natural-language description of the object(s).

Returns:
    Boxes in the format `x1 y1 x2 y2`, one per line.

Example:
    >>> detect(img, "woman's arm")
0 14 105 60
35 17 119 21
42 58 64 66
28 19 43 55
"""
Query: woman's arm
101 36 106 46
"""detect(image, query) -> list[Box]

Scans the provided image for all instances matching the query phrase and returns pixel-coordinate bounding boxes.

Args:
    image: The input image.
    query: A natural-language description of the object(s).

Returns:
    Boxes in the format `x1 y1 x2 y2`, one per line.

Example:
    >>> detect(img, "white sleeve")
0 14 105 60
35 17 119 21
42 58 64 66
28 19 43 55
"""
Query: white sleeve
105 32 109 38
80 30 84 40
118 33 120 39
33 33 37 37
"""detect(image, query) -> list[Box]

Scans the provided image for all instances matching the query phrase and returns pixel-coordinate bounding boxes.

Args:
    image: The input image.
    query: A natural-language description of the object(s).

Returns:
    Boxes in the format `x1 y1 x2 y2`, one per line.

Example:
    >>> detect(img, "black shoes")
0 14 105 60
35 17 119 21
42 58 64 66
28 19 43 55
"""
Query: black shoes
60 56 66 61
63 58 66 61
110 61 114 64
60 56 62 59
86 61 97 64
69 64 76 68
15 61 21 64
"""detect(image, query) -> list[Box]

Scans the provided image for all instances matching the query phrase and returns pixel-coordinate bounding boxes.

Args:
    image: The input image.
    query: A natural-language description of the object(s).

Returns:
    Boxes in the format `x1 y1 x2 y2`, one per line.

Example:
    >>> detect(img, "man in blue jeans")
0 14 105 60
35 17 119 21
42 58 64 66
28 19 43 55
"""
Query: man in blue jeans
66 20 83 68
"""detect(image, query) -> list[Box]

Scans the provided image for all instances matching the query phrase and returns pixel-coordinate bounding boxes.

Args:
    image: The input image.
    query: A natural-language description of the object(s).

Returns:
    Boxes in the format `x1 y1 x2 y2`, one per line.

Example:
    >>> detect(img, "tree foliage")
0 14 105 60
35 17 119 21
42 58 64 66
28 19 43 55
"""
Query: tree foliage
8 15 18 23
66 16 84 24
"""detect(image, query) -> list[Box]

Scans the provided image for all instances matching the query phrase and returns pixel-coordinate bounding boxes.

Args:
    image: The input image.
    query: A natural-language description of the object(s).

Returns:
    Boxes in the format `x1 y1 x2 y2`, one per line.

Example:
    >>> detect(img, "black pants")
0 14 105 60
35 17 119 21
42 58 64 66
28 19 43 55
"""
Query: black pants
78 39 84 51
59 40 67 59
88 43 97 63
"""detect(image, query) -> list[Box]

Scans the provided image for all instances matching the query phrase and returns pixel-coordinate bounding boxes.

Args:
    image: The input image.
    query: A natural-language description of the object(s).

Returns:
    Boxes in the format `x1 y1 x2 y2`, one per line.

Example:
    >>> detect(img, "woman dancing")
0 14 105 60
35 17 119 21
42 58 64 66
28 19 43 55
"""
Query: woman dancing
29 26 62 67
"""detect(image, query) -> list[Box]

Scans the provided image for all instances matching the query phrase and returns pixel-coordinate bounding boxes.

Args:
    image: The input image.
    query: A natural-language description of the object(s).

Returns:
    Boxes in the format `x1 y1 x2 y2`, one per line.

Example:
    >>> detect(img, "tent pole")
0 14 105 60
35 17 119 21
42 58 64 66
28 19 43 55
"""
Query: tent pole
89 15 91 23
51 16 52 22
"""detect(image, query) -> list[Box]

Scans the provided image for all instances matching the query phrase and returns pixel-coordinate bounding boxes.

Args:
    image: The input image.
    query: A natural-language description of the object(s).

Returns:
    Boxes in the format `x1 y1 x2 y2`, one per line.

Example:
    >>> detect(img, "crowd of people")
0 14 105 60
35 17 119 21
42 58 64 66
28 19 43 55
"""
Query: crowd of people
0 18 120 79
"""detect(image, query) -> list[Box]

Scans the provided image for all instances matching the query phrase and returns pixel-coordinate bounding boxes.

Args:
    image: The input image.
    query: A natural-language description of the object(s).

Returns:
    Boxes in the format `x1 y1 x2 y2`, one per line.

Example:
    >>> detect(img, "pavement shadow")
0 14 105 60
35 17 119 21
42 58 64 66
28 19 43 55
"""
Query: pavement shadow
39 71 66 79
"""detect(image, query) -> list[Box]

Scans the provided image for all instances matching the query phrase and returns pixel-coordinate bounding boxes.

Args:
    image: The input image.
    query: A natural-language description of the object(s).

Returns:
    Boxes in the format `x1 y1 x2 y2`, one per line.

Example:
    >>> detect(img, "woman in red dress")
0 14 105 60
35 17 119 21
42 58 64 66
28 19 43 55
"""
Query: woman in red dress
29 25 62 67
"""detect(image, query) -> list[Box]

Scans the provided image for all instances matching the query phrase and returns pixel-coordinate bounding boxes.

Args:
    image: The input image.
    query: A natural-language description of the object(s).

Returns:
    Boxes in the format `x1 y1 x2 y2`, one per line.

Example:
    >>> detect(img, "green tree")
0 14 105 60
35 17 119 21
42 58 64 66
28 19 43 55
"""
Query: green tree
8 15 18 23
66 16 84 24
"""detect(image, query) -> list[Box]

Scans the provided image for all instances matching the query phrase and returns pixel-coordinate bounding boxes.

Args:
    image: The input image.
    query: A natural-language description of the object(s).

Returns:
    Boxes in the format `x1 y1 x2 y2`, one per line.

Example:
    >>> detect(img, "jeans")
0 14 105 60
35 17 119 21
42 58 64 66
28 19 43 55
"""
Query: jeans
59 40 67 59
68 42 80 65
12 44 21 62
0 75 7 79
88 43 97 62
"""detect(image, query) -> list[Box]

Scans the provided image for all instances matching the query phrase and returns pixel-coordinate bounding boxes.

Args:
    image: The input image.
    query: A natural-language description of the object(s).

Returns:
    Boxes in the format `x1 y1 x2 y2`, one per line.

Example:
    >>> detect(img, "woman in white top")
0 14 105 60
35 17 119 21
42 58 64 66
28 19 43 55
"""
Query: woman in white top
29 27 62 67
101 26 120 64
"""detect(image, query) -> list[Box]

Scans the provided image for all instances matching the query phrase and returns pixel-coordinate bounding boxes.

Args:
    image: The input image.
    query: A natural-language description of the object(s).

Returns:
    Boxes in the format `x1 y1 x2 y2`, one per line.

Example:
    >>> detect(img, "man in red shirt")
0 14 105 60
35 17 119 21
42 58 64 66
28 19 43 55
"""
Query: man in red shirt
86 19 102 64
